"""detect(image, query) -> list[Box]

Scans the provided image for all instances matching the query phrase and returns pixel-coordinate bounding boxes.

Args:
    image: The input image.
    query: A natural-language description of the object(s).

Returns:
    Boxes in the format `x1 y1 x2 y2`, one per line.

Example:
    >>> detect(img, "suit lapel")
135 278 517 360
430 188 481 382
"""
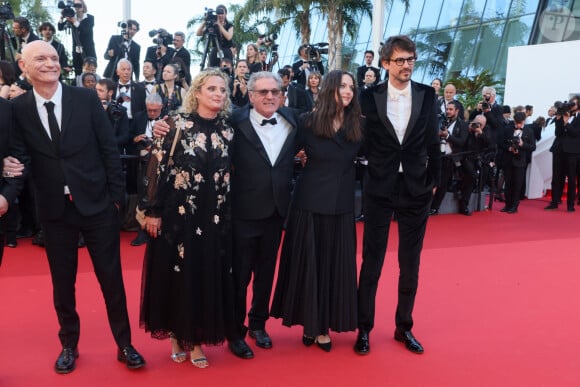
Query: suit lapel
60 84 73 139
237 109 271 165
25 92 54 152
374 83 398 142
403 82 424 144
273 108 296 167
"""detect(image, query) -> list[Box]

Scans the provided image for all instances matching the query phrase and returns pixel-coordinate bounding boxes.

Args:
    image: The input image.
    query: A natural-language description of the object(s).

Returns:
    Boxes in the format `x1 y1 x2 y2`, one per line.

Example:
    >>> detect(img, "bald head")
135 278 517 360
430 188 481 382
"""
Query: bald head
443 84 456 102
19 40 61 88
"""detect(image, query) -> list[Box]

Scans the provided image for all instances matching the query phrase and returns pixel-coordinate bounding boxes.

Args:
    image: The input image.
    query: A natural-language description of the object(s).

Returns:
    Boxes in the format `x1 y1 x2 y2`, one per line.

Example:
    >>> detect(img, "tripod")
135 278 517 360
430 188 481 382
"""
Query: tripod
200 27 223 70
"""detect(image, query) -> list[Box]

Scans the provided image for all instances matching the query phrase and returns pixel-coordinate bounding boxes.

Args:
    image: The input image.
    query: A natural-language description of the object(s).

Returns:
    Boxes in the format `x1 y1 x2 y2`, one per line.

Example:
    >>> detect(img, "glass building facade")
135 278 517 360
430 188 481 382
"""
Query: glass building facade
274 0 579 85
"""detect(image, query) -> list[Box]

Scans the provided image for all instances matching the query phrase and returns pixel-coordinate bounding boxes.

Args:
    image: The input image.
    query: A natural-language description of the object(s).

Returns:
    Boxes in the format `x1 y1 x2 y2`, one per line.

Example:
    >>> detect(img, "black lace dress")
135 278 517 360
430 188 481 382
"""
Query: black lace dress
139 113 235 349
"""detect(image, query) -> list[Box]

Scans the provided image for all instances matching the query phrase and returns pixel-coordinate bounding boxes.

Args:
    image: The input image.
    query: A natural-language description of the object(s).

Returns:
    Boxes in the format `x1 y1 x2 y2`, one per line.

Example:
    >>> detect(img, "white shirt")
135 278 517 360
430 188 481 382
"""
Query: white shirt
386 81 412 171
117 83 132 119
445 120 457 155
250 109 291 165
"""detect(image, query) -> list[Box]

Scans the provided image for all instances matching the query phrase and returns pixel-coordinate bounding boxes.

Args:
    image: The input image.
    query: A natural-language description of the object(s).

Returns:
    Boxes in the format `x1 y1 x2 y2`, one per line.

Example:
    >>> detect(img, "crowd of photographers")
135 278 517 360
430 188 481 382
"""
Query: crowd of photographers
1 0 578 250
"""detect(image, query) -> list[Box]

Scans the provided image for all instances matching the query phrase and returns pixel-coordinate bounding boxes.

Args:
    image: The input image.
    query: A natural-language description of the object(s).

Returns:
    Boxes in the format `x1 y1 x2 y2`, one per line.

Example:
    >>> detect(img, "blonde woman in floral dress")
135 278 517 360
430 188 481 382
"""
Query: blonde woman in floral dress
139 68 235 368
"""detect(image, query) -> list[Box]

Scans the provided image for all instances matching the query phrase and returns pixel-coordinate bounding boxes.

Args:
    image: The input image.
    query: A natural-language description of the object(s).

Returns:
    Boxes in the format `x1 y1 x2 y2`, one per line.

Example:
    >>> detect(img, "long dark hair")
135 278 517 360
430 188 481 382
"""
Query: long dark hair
308 70 362 142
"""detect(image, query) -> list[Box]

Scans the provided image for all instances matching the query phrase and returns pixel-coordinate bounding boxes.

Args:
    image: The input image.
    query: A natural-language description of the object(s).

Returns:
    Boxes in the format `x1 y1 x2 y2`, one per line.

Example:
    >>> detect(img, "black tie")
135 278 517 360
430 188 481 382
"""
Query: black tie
44 101 60 153
261 117 277 126
144 81 155 86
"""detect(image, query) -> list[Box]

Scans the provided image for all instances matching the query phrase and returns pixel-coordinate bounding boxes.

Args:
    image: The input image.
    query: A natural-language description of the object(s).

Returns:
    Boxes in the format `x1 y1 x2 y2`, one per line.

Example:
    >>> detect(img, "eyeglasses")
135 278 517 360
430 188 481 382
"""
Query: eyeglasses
388 56 417 66
251 89 282 97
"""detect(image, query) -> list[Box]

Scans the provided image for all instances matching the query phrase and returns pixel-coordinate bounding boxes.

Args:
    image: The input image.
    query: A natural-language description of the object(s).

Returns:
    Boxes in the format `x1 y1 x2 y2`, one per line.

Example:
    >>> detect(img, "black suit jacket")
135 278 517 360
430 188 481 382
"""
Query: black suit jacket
230 106 299 220
113 82 147 120
286 84 312 113
50 40 69 70
103 35 141 80
145 46 175 82
0 99 11 201
12 32 40 76
292 59 324 87
3 85 124 220
356 65 381 88
500 126 536 168
360 81 441 198
446 119 469 154
555 113 580 154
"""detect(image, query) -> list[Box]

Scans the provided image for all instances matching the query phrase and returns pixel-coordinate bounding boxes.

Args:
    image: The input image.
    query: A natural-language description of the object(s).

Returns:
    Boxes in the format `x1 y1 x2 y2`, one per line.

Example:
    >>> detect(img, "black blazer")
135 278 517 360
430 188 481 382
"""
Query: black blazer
555 113 580 154
230 106 299 220
0 99 11 203
446 119 469 153
500 126 536 168
145 45 175 82
292 59 324 87
103 35 141 81
360 81 441 198
58 14 96 57
12 32 40 76
4 85 125 220
113 82 147 120
286 84 312 113
292 114 362 215
50 40 69 70
356 65 381 88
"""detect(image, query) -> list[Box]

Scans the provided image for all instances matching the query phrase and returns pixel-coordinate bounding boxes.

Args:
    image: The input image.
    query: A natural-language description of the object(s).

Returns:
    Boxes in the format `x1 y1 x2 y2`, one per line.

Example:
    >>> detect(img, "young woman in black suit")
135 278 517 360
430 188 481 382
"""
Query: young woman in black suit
271 70 363 351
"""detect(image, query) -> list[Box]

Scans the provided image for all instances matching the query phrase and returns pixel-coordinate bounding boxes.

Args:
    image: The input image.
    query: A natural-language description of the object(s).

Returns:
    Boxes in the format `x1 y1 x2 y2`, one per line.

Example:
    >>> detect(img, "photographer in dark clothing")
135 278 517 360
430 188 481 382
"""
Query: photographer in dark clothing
96 78 130 154
196 4 234 68
292 44 324 87
103 19 141 82
430 101 469 215
144 30 174 83
499 112 536 213
545 96 580 211
57 0 96 76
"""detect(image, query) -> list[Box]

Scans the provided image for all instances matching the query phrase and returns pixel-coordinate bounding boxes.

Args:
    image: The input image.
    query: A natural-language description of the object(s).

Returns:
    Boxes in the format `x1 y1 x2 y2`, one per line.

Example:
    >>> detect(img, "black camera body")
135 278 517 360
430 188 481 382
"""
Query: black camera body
0 1 14 21
204 7 224 34
260 33 278 44
305 43 328 60
481 101 490 110
106 101 125 121
554 100 575 116
58 0 79 19
149 28 173 47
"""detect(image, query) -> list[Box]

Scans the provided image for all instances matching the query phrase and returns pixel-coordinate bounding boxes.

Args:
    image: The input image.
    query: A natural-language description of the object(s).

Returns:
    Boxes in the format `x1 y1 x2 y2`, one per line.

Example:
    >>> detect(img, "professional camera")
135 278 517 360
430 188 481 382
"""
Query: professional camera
0 1 14 21
106 101 125 120
260 33 278 44
149 28 173 47
221 65 232 77
438 112 449 152
554 100 575 116
271 44 279 57
118 20 127 36
137 136 153 149
481 101 490 110
58 0 80 18
203 7 224 34
305 43 329 60
509 136 521 151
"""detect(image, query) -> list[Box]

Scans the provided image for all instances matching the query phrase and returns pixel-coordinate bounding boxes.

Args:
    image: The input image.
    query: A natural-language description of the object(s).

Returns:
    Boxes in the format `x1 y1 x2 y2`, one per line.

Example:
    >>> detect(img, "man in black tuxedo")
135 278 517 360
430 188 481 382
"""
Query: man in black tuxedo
499 112 536 213
103 19 141 81
292 44 324 87
0 98 11 267
545 96 580 212
145 30 175 83
355 35 441 356
0 41 145 374
57 0 96 76
430 100 469 215
113 59 147 125
278 68 312 113
11 16 40 75
171 32 191 84
356 50 381 88
228 72 299 359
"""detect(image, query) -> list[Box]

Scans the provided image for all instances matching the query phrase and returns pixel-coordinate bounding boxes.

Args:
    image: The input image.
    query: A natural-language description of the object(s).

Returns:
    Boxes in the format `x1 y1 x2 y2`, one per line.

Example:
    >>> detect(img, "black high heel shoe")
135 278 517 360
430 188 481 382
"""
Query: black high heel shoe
315 335 332 352
302 335 315 346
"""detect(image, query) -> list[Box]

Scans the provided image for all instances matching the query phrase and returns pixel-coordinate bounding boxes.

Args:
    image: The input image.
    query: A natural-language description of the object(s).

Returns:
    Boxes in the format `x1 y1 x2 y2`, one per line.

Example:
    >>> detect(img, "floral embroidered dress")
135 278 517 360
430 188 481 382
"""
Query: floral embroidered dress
139 113 235 348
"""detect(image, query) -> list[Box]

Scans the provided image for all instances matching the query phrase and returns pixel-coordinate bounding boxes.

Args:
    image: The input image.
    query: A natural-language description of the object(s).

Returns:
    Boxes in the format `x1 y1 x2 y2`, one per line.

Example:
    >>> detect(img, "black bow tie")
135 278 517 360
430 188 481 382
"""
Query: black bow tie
19 37 25 44
119 84 130 92
261 118 277 126
144 81 155 86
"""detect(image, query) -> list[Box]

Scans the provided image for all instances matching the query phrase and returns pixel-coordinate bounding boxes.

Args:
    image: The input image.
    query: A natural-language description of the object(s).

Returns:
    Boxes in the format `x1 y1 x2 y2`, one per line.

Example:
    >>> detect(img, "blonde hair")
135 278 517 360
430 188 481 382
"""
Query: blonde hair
183 68 231 118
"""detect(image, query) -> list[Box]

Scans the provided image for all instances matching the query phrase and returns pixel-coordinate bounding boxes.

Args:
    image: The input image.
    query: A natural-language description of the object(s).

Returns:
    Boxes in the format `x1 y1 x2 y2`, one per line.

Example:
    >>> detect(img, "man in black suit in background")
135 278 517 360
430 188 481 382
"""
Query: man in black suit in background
355 35 441 356
38 22 71 75
292 44 324 87
103 19 141 81
0 98 11 267
11 16 40 75
278 68 312 113
228 72 299 358
57 0 96 76
356 50 381 88
0 41 145 374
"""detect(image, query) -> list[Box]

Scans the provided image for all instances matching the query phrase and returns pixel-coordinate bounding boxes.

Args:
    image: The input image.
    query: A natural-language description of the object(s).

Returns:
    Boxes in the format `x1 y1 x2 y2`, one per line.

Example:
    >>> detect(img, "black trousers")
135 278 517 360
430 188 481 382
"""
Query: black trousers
43 198 131 349
358 175 431 332
550 151 567 204
232 214 284 337
503 164 526 209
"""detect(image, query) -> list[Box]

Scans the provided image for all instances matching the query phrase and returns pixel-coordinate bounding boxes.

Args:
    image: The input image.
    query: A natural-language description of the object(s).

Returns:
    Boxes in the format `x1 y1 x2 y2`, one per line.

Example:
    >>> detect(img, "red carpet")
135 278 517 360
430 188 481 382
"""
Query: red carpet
1 198 580 387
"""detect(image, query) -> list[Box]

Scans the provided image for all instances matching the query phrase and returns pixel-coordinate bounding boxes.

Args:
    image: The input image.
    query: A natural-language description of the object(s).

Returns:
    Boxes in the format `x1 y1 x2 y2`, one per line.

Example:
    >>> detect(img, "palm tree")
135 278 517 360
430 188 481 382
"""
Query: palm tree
315 0 373 70
446 69 502 114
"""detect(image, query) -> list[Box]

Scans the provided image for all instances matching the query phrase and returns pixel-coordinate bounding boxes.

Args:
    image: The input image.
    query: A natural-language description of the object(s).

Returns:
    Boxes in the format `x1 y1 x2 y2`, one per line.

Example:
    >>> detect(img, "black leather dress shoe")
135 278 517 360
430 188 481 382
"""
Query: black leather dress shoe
55 347 79 374
117 345 146 369
544 203 558 210
354 331 370 355
500 206 509 212
228 339 254 359
248 329 272 349
429 208 438 216
568 206 575 212
130 232 149 247
394 329 424 354
506 207 518 214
